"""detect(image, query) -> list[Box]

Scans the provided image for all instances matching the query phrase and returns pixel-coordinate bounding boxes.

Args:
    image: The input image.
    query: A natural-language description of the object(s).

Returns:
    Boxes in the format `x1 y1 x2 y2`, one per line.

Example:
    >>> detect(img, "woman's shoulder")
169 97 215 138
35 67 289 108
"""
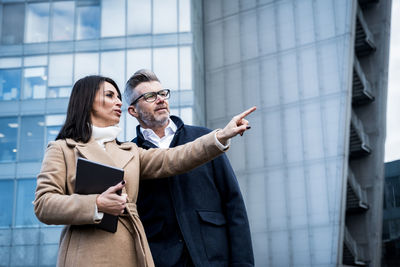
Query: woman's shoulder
117 141 138 150
47 139 84 152
47 139 67 148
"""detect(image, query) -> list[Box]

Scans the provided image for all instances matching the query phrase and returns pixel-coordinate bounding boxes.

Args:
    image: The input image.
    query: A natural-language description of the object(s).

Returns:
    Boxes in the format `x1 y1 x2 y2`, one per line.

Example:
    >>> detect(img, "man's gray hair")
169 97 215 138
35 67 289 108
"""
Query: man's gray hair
124 69 160 105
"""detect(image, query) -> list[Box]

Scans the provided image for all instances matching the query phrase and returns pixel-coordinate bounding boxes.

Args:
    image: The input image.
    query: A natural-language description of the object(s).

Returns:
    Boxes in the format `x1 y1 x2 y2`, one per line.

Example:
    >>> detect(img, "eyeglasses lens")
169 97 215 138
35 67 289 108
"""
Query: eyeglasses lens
143 90 169 103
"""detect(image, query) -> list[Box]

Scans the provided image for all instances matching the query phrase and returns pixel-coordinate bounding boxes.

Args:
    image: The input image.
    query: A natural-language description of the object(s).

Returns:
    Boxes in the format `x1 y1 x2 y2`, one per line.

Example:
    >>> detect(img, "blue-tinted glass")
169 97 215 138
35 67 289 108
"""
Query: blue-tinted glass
46 126 60 144
48 54 73 87
23 67 47 99
39 244 58 266
25 3 50 43
101 0 125 37
0 180 14 227
74 53 99 81
19 116 45 162
47 87 71 98
1 4 25 45
76 5 100 40
0 69 21 101
127 0 151 35
52 1 75 41
15 179 40 226
0 117 18 162
153 0 177 34
179 0 191 32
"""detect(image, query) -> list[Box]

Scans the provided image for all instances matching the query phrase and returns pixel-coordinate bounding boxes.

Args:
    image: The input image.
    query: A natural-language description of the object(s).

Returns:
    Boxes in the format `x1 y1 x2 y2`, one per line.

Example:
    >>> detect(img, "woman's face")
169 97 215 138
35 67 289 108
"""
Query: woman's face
91 82 122 127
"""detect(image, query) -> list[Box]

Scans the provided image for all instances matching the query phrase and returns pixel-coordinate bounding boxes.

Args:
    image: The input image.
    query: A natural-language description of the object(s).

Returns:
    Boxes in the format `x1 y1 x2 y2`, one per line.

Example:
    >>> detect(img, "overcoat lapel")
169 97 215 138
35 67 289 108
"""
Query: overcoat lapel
76 141 116 166
66 138 135 169
106 141 135 169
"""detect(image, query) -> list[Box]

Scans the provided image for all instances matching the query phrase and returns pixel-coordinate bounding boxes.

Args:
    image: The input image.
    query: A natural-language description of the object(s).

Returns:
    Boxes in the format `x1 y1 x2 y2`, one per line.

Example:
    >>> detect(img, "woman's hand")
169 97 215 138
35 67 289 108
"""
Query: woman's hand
96 181 127 216
216 106 256 145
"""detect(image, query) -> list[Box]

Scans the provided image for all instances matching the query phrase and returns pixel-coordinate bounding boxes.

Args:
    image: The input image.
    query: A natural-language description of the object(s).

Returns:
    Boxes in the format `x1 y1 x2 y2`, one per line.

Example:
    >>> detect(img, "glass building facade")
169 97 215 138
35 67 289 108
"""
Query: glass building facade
0 0 196 266
383 160 400 266
0 0 392 266
202 0 390 266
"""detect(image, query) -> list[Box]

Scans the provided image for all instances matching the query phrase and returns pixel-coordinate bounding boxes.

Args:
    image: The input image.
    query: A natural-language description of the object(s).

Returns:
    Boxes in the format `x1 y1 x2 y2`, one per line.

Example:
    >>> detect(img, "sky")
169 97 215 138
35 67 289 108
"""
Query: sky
384 0 400 162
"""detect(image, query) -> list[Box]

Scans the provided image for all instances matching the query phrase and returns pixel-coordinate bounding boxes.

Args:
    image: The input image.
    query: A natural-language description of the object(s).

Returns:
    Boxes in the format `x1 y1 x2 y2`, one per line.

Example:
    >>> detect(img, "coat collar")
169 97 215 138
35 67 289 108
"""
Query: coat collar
133 115 184 148
66 138 135 169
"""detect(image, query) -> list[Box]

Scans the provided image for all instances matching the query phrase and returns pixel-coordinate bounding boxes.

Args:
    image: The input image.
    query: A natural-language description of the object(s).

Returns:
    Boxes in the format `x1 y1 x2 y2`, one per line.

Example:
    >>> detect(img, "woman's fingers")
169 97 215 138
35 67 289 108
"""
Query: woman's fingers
97 181 128 215
107 180 125 194
235 107 255 136
216 106 256 143
235 106 256 123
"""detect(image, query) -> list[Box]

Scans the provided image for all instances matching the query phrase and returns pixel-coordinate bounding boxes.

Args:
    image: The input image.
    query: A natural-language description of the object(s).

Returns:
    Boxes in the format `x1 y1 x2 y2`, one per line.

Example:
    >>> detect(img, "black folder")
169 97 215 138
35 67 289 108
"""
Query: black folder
75 157 124 233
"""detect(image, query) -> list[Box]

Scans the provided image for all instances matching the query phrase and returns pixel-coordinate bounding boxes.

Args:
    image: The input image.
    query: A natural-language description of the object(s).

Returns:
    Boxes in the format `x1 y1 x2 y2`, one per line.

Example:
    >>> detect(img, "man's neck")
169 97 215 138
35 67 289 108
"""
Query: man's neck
153 127 166 138
141 120 170 138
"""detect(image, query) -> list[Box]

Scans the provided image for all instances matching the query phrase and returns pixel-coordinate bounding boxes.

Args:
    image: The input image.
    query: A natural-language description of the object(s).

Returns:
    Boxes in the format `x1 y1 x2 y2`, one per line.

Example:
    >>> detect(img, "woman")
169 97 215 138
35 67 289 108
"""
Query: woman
34 75 255 267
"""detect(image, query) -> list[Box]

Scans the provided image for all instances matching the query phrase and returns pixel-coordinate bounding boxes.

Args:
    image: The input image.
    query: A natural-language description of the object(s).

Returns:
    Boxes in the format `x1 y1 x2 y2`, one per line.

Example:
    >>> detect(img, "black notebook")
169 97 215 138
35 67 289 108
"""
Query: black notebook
75 157 124 233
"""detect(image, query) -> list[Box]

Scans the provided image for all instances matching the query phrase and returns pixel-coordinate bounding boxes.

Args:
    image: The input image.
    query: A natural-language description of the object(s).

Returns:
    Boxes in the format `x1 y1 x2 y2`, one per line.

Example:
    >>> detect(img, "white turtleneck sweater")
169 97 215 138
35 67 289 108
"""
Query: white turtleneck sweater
91 125 122 149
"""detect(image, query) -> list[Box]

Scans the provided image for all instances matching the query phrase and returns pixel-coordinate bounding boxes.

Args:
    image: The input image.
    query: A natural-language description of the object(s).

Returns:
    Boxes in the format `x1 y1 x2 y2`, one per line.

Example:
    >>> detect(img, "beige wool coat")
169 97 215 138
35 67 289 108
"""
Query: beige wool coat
34 130 225 267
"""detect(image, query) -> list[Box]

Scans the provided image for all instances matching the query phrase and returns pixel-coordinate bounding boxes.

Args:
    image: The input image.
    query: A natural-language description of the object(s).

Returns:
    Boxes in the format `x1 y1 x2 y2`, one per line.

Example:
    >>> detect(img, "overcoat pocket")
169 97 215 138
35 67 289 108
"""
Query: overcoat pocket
197 210 229 262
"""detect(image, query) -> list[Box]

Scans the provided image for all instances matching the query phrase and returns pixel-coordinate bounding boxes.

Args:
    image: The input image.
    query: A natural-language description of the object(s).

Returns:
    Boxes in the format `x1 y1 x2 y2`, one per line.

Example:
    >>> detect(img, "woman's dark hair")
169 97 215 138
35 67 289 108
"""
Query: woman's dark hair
56 75 121 143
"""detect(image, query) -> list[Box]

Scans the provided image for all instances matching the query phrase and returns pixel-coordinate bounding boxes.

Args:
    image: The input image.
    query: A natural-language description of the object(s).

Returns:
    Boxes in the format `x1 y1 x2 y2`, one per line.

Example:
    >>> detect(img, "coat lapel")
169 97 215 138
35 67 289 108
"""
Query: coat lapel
66 138 135 169
105 141 136 169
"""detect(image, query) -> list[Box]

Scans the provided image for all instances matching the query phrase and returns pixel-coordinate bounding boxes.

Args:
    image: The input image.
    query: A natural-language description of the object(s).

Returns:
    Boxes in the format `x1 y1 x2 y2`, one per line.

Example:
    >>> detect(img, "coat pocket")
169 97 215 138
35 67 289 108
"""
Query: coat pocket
197 210 229 262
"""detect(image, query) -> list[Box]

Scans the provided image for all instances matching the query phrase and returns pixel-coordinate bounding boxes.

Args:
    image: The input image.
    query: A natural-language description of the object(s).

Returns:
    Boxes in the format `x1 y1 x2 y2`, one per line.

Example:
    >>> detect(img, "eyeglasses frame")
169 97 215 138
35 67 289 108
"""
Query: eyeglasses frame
130 89 171 106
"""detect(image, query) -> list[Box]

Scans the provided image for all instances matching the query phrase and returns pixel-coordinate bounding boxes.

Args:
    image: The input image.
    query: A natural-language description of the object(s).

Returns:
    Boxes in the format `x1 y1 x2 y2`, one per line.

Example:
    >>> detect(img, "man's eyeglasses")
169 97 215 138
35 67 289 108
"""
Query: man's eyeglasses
130 89 170 106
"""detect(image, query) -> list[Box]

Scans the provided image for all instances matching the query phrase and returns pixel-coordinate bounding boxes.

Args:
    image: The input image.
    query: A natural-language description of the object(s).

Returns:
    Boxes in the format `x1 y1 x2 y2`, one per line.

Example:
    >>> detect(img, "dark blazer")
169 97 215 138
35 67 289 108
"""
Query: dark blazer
133 116 254 267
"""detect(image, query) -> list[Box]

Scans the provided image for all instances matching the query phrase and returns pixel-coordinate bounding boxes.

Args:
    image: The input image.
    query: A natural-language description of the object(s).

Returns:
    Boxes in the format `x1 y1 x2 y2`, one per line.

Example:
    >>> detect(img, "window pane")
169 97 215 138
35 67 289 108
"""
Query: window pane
0 69 21 101
51 1 75 41
24 56 47 67
25 3 50 43
19 116 45 162
23 67 47 99
1 4 25 45
0 117 18 162
100 51 125 89
46 114 65 126
126 49 151 79
154 47 178 89
179 0 191 32
47 86 71 98
180 107 192 125
46 126 61 145
153 0 177 34
45 114 65 144
76 3 100 40
0 180 14 227
179 46 192 89
16 179 40 226
74 53 99 82
0 58 22 69
127 0 151 35
48 54 73 87
101 0 125 37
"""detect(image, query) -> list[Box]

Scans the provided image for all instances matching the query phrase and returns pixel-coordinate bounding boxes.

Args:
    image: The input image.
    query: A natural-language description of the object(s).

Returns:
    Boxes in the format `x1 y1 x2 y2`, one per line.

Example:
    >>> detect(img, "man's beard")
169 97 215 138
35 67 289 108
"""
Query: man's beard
137 107 169 128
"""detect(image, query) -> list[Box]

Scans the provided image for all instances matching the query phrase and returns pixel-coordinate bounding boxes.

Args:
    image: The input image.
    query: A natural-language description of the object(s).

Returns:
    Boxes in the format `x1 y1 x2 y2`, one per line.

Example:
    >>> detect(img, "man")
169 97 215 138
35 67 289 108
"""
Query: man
125 69 254 267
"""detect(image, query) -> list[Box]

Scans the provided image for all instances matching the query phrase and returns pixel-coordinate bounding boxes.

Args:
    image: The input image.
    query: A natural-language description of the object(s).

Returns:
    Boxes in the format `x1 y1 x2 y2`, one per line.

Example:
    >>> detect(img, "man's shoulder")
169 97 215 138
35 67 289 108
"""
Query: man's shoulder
181 124 212 137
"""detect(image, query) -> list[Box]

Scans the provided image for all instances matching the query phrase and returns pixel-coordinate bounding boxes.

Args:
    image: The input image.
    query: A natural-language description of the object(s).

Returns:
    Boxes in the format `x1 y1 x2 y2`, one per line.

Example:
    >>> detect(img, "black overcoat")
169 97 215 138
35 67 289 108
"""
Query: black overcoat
133 116 254 267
